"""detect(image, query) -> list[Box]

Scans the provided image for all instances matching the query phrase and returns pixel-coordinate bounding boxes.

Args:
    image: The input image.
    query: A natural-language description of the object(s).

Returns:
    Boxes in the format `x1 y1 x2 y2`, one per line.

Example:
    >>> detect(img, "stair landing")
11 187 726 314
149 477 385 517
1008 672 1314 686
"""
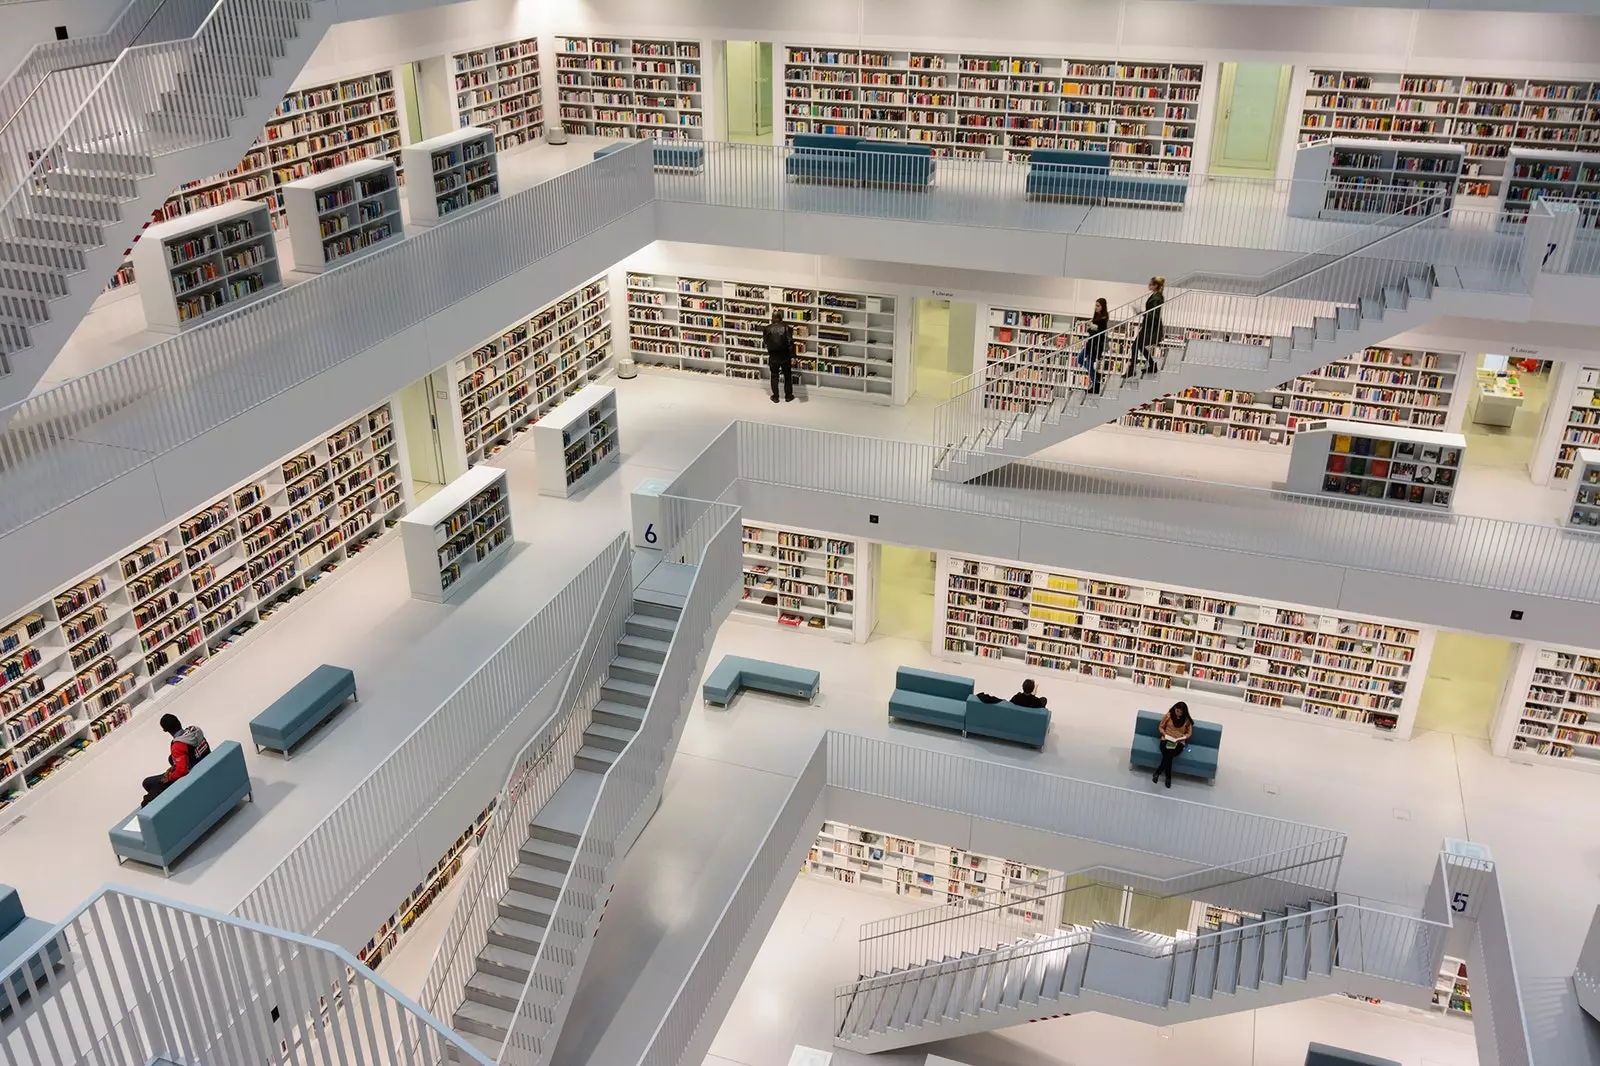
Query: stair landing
534 768 604 839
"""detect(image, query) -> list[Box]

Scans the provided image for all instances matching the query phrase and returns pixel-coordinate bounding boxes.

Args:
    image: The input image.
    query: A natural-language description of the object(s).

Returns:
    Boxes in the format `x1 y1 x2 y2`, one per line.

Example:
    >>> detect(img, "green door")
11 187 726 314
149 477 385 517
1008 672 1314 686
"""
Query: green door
1210 63 1292 177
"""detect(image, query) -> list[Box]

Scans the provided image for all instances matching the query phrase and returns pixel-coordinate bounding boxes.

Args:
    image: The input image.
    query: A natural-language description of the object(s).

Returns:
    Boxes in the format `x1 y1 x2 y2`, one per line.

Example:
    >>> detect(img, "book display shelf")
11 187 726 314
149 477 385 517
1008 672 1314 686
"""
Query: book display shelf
402 127 499 224
805 818 1064 921
1570 450 1600 529
1299 69 1600 199
1287 138 1463 219
0 402 408 812
449 276 612 470
357 803 493 971
1436 957 1472 1017
1554 366 1600 480
1507 644 1600 767
781 46 1203 170
131 200 282 331
281 159 403 273
628 273 898 402
1499 147 1600 223
554 37 703 140
530 384 619 498
400 466 512 603
935 552 1429 733
453 37 543 152
738 521 868 642
1287 420 1465 510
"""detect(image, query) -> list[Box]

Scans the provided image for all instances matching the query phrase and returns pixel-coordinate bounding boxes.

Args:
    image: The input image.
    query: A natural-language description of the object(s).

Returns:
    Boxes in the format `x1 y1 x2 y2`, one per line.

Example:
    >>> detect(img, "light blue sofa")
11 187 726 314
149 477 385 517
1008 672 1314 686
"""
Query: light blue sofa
1305 1044 1400 1066
249 664 357 757
785 134 936 189
702 655 820 705
1129 709 1222 781
965 694 1051 749
0 885 61 1005
592 141 706 172
888 667 973 733
1026 148 1187 208
108 741 252 875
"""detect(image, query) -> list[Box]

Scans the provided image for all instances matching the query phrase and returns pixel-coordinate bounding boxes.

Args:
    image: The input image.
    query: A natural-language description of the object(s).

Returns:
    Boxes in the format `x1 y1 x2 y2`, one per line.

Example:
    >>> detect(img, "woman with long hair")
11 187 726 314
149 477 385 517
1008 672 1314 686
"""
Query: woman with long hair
1153 699 1192 788
1083 297 1109 395
1135 276 1165 378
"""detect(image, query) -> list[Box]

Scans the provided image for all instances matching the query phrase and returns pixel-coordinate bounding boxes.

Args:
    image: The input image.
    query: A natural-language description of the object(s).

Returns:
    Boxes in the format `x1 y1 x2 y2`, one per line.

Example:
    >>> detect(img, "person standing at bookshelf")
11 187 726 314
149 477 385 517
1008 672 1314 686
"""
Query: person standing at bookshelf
141 714 211 806
1135 276 1165 378
1083 297 1110 395
1152 700 1192 789
763 310 797 403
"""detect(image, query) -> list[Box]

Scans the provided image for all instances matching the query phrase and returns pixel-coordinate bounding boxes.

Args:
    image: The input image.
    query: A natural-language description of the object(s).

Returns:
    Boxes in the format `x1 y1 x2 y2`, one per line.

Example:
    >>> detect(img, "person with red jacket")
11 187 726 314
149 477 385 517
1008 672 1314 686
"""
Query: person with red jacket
141 714 211 806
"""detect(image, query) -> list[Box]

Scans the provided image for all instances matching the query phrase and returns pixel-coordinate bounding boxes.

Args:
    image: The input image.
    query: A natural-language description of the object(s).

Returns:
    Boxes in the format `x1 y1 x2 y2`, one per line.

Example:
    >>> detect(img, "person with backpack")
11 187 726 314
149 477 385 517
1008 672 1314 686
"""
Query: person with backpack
762 310 796 403
141 714 211 806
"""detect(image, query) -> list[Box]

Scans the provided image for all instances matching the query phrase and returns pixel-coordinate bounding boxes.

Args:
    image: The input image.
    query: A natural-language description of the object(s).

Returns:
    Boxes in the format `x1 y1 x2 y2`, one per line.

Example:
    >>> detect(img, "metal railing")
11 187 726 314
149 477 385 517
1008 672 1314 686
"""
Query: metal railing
0 140 655 540
234 533 632 937
0 885 490 1066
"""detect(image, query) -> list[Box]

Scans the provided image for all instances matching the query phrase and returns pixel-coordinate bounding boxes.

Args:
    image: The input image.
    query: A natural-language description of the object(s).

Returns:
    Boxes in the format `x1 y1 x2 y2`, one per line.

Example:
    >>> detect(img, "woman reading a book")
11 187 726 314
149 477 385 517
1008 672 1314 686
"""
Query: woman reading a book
1083 298 1109 395
1152 701 1192 789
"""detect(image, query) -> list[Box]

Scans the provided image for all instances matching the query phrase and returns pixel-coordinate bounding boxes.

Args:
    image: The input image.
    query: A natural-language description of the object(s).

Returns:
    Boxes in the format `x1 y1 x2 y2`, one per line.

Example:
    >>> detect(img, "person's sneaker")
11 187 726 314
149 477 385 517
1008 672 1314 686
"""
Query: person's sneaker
784 395 794 402
770 395 779 403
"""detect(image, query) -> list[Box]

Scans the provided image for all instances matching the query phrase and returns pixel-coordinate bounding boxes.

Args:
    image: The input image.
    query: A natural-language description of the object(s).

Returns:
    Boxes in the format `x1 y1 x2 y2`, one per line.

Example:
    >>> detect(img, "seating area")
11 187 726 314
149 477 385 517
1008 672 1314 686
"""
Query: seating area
1128 709 1224 782
703 654 820 706
0 886 61 1005
887 667 1051 749
1025 149 1187 209
249 664 358 757
784 134 937 189
593 140 706 173
108 741 253 876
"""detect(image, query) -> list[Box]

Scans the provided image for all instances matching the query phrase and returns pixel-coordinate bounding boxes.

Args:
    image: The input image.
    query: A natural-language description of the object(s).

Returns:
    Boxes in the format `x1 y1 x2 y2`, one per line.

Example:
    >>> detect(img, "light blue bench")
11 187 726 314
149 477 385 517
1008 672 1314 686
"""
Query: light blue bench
965 694 1051 750
592 141 706 173
0 885 62 1006
1129 709 1223 781
1305 1044 1400 1066
249 664 357 757
703 655 819 706
1026 148 1187 208
109 741 252 876
888 667 972 733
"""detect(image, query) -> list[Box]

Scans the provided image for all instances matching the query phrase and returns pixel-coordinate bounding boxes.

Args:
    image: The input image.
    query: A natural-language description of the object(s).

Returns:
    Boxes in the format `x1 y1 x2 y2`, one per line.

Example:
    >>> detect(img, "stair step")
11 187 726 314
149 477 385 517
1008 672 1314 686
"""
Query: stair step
478 945 537 983
1313 316 1337 341
856 983 889 1036
1063 939 1089 997
465 971 559 1014
583 722 636 751
575 744 620 773
1384 284 1408 311
0 240 87 273
1261 912 1287 985
155 89 249 118
592 699 645 729
1191 936 1218 1000
1170 940 1196 1004
487 916 552 956
616 633 669 663
872 980 901 1030
624 614 675 642
1336 305 1360 331
26 191 123 222
452 999 516 1043
838 984 870 1037
600 677 653 708
927 966 957 1022
1238 920 1263 991
527 821 580 849
899 975 932 1029
508 864 566 900
980 950 1008 1011
61 149 151 177
1284 905 1310 981
498 887 556 925
518 838 575 873
12 216 102 244
40 171 139 199
1215 926 1241 995
608 655 661 686
1308 906 1336 976
632 600 681 622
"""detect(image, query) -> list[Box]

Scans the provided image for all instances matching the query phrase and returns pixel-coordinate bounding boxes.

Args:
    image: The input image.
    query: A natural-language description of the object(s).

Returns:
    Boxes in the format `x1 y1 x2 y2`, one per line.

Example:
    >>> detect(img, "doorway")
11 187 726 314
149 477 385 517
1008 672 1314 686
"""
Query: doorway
872 544 935 641
1209 63 1292 178
724 41 773 144
912 297 976 400
397 371 454 503
1414 632 1517 740
1463 352 1549 475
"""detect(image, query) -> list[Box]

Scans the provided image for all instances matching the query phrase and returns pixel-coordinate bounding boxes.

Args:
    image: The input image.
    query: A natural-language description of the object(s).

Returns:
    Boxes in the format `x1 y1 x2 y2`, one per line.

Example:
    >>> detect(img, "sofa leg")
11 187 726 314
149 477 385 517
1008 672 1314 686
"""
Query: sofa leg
162 866 170 878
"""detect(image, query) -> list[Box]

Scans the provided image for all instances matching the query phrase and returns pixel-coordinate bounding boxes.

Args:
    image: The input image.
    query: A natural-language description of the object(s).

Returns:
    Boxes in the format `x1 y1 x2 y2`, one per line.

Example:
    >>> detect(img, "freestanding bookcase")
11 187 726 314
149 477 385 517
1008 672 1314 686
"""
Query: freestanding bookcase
1286 419 1465 510
736 520 869 641
400 465 512 602
1287 138 1463 220
1569 449 1600 531
281 159 403 273
132 200 282 331
401 127 499 225
531 385 619 498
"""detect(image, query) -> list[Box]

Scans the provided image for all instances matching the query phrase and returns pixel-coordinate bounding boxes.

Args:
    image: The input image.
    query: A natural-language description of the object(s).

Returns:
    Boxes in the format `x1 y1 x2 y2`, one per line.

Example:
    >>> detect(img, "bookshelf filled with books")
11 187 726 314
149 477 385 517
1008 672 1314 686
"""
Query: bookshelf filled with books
530 384 619 498
1286 420 1465 510
1287 138 1464 220
402 127 499 224
781 47 1203 171
131 200 282 331
1569 449 1600 530
453 37 543 152
804 818 1064 921
737 521 870 642
357 803 494 972
934 552 1431 734
1499 147 1600 223
447 276 612 471
627 272 899 402
554 36 704 140
0 402 410 812
1504 642 1600 769
399 465 512 603
1555 366 1600 480
280 159 403 273
1435 956 1472 1016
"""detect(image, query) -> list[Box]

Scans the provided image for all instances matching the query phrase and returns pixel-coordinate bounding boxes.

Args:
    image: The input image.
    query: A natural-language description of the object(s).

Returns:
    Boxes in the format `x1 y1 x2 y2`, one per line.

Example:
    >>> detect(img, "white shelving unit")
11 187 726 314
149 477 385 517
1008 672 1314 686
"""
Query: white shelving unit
1554 365 1600 480
449 276 613 470
1500 147 1600 223
1287 138 1463 219
935 552 1431 734
530 384 619 498
804 818 1063 920
627 273 898 402
1435 956 1472 1017
782 47 1202 170
554 36 704 140
737 521 869 642
1287 420 1465 510
453 37 543 152
281 159 403 273
131 200 282 331
402 127 499 225
0 402 408 812
1506 644 1600 768
400 466 512 602
1570 449 1600 530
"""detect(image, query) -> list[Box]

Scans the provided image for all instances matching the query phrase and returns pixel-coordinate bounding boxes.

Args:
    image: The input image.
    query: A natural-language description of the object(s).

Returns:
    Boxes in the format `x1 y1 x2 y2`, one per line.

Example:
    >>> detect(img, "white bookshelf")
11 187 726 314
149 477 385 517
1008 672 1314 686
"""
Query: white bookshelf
1287 420 1465 510
627 273 898 402
1499 147 1600 223
554 36 703 140
781 47 1202 170
402 127 499 225
935 552 1429 733
453 37 543 152
531 384 619 498
1287 138 1463 219
738 521 867 641
400 465 511 602
1435 956 1472 1017
281 159 402 273
450 276 612 470
1568 449 1600 530
804 818 1064 921
0 402 409 811
1508 644 1600 768
1554 365 1600 480
1300 69 1600 199
131 200 282 331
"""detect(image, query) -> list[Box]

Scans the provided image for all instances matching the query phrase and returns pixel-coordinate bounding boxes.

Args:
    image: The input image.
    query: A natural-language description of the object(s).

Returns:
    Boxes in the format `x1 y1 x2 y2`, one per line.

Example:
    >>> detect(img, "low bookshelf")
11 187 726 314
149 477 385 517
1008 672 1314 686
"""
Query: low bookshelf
402 127 499 225
1500 147 1600 225
1570 449 1600 531
400 465 512 603
1505 643 1600 769
1554 366 1600 481
627 272 898 402
281 159 403 273
737 521 868 642
531 384 619 498
554 36 703 141
0 402 409 812
1287 138 1463 220
1287 420 1465 510
934 552 1431 734
453 37 543 152
131 200 281 331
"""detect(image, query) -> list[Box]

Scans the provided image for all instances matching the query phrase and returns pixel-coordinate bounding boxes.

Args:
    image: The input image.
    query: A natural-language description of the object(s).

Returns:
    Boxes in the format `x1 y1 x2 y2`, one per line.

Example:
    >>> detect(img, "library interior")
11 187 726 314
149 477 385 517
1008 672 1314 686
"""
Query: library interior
6 2 1600 1066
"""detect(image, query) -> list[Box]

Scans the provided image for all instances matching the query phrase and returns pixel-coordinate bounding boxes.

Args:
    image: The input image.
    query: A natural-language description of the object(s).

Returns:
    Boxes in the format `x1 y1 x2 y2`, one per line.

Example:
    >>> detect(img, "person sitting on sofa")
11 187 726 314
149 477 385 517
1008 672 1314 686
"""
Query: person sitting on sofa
1010 679 1048 709
1152 701 1192 789
141 714 211 806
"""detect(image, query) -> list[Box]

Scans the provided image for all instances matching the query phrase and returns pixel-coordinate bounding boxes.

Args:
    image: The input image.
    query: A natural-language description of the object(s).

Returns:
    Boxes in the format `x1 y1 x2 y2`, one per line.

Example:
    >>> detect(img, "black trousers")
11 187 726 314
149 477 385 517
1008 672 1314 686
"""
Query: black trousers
141 773 171 807
1154 741 1185 783
769 354 793 399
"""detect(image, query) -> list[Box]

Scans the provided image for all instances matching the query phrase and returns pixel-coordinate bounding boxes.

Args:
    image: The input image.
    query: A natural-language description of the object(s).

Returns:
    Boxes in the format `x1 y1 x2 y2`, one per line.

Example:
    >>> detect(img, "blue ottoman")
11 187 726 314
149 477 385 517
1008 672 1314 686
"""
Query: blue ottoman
703 655 820 705
250 664 357 757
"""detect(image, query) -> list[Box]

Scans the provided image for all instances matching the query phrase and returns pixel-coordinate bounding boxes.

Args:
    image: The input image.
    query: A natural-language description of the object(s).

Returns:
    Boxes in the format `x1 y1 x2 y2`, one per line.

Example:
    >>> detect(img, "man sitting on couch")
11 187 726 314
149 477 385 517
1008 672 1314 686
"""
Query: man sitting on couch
1010 679 1048 709
142 714 211 806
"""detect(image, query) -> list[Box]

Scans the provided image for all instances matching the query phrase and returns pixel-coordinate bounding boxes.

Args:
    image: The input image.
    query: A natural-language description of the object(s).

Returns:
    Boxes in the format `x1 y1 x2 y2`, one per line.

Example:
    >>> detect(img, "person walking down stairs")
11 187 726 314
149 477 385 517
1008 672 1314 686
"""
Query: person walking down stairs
1135 276 1165 378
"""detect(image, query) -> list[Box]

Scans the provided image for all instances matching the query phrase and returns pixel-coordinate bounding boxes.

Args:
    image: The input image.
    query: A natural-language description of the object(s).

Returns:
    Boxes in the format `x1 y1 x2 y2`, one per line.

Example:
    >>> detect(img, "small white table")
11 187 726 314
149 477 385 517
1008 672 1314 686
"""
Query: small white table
1473 380 1523 428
